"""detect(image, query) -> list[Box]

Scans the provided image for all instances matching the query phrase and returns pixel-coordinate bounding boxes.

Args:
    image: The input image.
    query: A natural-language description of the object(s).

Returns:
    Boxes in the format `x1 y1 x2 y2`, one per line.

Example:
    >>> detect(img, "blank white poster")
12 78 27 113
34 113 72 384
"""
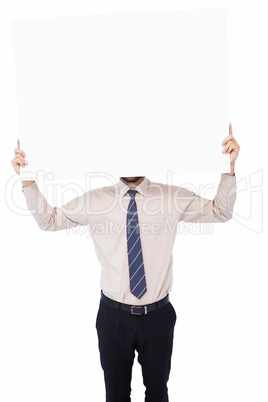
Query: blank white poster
12 9 230 181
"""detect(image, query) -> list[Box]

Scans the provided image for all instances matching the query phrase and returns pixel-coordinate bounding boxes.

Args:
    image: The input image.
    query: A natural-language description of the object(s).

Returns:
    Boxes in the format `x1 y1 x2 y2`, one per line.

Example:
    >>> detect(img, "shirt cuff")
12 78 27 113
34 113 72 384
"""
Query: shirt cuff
221 172 236 182
21 180 38 196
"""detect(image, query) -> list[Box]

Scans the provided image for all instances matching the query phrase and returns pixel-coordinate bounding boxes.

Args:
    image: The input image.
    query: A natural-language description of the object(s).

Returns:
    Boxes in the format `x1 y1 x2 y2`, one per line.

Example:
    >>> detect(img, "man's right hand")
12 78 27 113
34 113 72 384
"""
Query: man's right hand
11 139 34 187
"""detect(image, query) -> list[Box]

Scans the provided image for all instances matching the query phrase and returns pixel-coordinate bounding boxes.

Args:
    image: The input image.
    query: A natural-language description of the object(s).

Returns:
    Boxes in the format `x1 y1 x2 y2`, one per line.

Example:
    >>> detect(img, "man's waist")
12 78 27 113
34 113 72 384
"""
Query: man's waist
100 290 169 315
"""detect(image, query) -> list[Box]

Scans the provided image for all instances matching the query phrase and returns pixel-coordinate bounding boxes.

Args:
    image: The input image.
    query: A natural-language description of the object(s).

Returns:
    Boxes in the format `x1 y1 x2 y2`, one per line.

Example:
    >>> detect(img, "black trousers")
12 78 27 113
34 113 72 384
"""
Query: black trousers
95 297 177 402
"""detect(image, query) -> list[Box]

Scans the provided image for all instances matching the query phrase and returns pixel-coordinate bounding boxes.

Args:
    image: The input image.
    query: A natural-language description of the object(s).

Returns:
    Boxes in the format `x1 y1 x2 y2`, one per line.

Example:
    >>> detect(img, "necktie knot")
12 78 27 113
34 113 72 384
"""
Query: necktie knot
128 189 137 198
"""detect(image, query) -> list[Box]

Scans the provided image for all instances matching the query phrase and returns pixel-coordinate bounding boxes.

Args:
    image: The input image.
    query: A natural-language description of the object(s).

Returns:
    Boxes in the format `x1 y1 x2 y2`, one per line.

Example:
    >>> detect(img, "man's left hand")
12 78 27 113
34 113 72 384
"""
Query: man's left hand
222 123 240 164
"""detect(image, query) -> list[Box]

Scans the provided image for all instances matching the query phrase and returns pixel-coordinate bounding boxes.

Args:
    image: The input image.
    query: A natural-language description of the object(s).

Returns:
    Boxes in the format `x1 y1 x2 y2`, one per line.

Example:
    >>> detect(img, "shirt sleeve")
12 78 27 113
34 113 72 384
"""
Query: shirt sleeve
178 173 237 223
21 181 90 231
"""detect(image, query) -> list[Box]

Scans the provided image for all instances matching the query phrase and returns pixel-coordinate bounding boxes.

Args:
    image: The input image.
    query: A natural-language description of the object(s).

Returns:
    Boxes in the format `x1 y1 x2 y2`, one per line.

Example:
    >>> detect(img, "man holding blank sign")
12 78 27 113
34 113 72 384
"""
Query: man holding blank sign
11 123 239 401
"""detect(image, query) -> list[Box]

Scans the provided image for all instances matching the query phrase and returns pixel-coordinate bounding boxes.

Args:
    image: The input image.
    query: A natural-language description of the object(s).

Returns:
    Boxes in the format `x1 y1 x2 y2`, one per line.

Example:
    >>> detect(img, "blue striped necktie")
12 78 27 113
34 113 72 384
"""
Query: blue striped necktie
126 189 147 299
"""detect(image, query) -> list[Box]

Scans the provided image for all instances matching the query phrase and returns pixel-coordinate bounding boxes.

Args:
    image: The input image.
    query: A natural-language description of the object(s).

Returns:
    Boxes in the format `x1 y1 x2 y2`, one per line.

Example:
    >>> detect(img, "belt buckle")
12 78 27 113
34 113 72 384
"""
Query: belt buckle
131 305 147 315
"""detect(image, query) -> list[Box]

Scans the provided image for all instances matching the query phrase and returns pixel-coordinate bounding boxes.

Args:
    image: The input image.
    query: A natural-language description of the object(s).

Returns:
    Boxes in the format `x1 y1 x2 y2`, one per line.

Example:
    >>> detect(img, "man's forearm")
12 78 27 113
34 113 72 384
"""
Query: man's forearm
226 162 235 177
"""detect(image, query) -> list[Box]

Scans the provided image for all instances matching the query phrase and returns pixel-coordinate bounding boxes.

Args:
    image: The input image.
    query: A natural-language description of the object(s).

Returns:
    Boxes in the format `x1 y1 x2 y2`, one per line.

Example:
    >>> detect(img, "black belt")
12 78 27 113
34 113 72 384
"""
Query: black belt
100 291 170 315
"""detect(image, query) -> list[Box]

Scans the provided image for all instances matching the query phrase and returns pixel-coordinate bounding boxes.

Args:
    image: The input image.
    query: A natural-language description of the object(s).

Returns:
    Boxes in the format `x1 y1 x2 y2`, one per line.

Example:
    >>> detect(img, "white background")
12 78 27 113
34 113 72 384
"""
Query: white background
1 1 267 402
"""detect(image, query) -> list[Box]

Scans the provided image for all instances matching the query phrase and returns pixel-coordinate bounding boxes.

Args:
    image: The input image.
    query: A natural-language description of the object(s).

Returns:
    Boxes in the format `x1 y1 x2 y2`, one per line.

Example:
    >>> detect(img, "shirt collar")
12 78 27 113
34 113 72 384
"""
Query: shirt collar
116 177 149 198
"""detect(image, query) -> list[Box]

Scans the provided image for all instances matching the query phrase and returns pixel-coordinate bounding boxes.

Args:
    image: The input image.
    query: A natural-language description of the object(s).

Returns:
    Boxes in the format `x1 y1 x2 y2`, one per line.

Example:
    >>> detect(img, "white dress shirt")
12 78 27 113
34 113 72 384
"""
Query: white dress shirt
22 174 237 305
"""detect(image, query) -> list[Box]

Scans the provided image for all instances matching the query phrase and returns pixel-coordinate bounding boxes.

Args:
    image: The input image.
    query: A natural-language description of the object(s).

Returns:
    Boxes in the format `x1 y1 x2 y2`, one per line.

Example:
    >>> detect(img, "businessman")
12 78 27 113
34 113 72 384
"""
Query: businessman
11 123 240 402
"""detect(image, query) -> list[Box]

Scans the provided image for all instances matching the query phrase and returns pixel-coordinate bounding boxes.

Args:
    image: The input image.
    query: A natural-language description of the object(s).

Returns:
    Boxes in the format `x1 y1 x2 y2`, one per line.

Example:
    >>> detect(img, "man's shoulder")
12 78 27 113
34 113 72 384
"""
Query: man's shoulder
147 179 193 197
85 183 119 197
